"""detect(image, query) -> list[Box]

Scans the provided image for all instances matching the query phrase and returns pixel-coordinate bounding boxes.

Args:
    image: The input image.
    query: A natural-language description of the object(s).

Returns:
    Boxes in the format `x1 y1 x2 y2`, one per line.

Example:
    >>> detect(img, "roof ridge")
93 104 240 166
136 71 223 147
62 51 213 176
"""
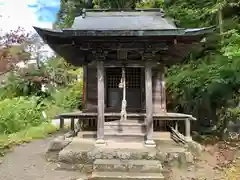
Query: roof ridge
82 8 164 12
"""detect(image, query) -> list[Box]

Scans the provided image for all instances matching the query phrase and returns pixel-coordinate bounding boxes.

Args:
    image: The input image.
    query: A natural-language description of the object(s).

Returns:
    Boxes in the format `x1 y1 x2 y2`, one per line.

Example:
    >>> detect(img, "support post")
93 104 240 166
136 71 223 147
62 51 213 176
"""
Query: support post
145 62 156 147
82 65 87 110
70 118 75 131
159 65 166 112
152 65 166 113
96 60 106 145
185 119 192 141
60 117 64 130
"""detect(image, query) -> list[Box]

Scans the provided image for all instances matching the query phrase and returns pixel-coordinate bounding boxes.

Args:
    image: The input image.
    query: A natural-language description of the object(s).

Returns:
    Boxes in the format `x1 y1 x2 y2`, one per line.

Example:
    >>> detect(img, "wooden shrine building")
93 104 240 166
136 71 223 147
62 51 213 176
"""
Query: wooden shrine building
34 9 213 147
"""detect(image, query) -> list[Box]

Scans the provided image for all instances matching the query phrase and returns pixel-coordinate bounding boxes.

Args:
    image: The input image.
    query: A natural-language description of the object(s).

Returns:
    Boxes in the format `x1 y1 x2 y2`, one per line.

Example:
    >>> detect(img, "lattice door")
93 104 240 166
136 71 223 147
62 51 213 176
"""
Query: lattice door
106 67 142 110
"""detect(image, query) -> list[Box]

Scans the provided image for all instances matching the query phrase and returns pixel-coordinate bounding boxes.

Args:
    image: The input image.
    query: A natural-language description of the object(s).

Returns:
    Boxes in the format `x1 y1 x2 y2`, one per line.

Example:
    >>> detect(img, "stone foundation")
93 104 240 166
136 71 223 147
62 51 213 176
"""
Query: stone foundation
45 136 199 179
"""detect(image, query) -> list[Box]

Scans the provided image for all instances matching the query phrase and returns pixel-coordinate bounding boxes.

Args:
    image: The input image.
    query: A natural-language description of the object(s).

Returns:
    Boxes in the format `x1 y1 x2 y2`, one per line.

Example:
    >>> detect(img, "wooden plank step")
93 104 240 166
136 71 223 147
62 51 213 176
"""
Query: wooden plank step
93 159 163 173
104 120 145 126
90 172 164 180
104 132 145 141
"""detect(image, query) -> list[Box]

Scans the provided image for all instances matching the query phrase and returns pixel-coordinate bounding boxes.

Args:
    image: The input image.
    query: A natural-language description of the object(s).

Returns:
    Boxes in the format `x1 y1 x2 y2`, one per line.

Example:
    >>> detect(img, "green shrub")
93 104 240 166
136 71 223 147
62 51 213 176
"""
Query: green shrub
0 72 43 101
51 80 83 111
0 97 45 134
40 100 66 119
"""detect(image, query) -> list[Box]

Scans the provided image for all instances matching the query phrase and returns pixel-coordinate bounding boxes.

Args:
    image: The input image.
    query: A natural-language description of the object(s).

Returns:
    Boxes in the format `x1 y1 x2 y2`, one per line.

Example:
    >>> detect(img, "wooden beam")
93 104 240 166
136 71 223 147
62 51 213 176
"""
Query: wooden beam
145 62 156 147
96 60 106 145
96 60 159 67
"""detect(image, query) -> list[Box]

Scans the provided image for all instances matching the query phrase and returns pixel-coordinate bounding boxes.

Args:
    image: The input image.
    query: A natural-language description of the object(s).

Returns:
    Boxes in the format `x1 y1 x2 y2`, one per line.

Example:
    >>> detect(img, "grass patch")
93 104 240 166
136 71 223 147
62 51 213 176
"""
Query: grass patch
223 162 240 180
0 122 58 156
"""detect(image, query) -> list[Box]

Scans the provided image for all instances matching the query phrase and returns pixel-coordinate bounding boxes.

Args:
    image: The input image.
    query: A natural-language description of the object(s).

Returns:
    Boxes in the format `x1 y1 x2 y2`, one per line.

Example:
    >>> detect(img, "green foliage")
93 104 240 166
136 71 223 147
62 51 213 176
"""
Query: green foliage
0 122 58 156
43 57 78 86
51 80 83 111
0 97 45 134
221 29 240 58
167 53 240 132
94 0 141 8
55 0 87 28
136 0 164 9
0 72 44 100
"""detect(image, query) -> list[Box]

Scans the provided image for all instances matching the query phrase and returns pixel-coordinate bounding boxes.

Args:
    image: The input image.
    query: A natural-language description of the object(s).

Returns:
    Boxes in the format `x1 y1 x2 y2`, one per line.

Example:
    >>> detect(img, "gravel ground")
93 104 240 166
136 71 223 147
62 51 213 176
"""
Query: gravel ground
0 136 87 180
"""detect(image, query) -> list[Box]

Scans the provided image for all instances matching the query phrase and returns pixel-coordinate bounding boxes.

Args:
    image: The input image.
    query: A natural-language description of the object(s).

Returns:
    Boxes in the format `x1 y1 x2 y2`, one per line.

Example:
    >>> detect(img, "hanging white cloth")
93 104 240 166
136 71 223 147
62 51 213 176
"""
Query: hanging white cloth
119 67 127 121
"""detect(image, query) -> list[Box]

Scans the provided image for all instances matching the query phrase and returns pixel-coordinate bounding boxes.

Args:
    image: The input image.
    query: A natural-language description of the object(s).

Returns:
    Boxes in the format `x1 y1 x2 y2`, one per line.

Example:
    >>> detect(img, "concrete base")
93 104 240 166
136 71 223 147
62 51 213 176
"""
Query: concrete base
48 137 195 180
91 172 164 180
185 136 193 142
78 131 171 141
93 159 163 173
56 138 189 165
145 139 156 147
95 139 106 146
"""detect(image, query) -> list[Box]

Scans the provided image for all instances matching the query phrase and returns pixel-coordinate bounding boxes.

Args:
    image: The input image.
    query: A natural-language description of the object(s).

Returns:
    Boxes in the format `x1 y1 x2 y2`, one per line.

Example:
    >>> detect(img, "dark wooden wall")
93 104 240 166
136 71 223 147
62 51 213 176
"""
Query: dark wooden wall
85 64 98 111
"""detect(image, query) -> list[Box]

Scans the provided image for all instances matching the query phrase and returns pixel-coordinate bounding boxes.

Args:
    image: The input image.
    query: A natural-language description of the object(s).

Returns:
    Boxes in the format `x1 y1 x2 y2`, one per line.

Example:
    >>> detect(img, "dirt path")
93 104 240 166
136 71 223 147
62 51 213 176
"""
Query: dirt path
0 136 87 180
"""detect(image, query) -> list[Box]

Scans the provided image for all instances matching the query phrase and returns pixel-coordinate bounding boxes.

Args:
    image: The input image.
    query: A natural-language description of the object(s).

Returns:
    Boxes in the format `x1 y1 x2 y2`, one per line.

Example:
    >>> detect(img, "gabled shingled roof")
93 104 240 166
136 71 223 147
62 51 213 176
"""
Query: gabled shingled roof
71 11 176 30
33 9 214 66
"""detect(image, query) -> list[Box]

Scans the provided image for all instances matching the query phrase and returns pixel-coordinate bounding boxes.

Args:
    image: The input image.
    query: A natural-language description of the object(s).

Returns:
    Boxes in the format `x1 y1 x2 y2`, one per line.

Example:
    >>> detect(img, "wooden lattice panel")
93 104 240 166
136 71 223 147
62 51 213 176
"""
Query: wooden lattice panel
126 67 141 88
106 67 141 88
106 68 122 88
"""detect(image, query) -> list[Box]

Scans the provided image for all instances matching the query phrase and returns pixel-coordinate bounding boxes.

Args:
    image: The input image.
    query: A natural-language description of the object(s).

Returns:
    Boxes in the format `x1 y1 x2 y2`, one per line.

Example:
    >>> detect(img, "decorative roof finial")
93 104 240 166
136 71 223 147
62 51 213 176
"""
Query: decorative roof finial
160 8 165 17
82 8 86 18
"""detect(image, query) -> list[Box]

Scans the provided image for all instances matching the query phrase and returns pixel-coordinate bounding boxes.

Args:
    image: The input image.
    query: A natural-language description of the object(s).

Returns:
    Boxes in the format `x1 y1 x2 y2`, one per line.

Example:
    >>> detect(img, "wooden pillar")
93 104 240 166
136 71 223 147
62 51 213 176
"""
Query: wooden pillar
60 117 64 129
185 119 192 141
145 62 156 147
153 66 166 113
96 60 105 145
70 117 75 131
82 65 87 110
159 66 166 112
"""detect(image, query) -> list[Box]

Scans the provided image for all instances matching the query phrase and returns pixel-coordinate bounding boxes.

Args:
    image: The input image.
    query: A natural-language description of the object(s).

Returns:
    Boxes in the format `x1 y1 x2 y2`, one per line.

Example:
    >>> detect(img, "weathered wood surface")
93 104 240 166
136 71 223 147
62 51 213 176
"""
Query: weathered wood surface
152 67 166 113
170 126 187 144
85 65 166 114
145 62 154 142
57 112 196 120
97 60 105 140
86 65 97 110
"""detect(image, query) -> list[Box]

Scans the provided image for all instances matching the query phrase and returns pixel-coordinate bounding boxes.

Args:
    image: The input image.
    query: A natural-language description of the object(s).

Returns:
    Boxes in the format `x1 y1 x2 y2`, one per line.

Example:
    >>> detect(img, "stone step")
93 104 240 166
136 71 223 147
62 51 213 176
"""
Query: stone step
93 159 163 173
58 138 187 165
104 120 146 135
90 172 164 180
104 128 146 134
78 131 171 141
104 132 145 141
104 120 145 125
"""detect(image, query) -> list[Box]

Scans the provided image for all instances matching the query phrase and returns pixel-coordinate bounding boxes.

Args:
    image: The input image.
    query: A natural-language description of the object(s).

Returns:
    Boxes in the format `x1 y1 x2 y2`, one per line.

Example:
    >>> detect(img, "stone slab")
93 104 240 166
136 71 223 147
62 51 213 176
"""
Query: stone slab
56 162 92 172
90 172 164 180
58 138 187 165
93 159 163 173
78 131 171 140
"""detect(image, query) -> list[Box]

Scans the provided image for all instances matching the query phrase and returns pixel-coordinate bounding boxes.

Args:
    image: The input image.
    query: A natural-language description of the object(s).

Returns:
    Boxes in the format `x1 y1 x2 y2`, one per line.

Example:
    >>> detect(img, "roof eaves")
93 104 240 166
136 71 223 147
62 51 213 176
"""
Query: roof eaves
184 26 216 36
61 28 186 36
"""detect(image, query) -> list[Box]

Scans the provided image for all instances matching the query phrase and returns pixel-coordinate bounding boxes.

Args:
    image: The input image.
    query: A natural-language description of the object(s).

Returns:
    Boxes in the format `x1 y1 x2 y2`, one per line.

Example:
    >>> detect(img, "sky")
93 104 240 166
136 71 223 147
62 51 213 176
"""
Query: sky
0 0 60 58
0 0 60 33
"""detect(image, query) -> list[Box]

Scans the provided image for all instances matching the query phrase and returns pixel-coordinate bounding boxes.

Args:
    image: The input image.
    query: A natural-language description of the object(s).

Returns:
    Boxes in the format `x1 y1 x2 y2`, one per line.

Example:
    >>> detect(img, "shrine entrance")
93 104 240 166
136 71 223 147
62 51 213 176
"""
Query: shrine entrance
106 67 143 112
